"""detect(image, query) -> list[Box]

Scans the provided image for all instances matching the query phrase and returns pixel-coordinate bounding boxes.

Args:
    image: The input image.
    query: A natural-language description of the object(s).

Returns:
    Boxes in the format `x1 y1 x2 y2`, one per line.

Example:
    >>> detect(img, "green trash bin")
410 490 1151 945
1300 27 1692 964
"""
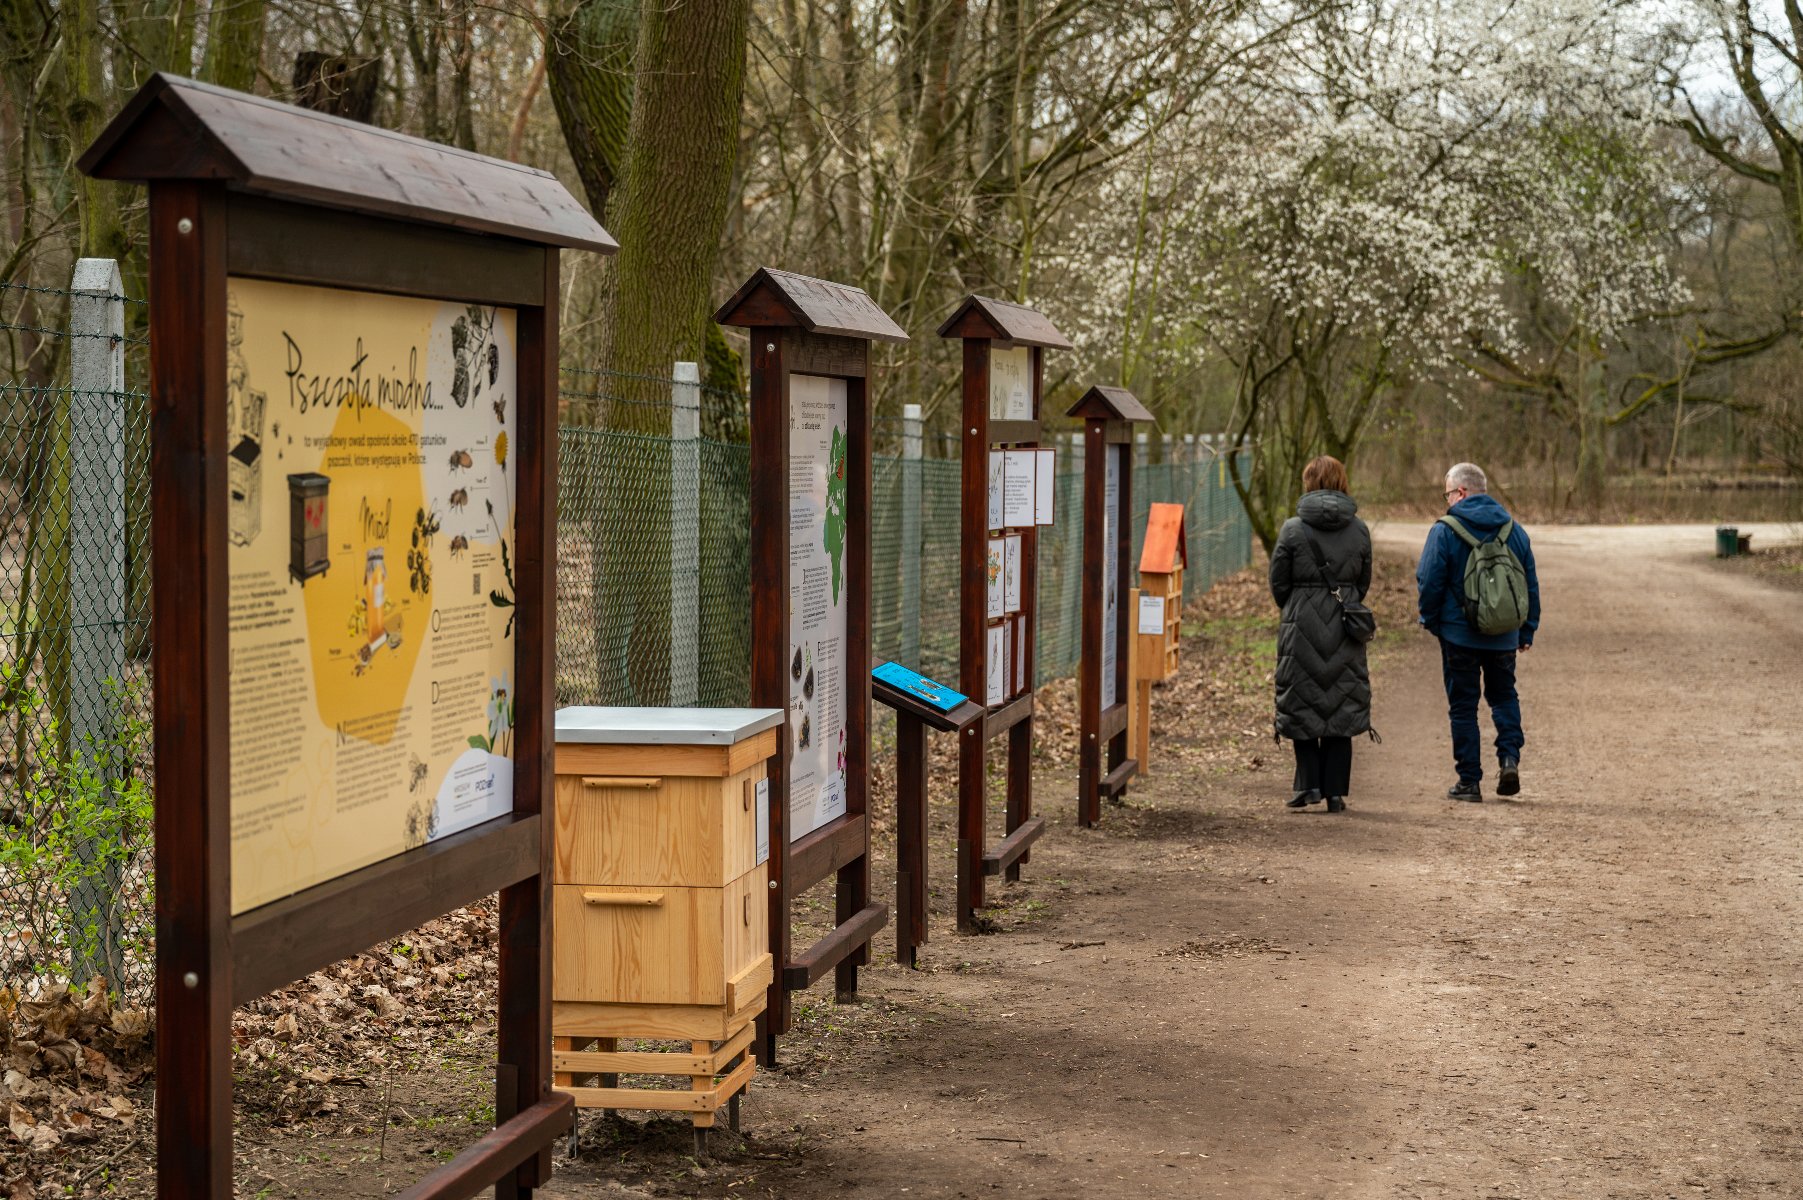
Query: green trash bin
1716 525 1739 557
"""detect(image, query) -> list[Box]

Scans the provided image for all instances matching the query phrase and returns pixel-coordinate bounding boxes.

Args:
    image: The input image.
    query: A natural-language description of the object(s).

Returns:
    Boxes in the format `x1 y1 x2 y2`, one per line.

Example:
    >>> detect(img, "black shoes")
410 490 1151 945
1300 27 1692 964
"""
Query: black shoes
1447 780 1482 803
1287 789 1322 809
1325 796 1346 813
1497 757 1521 797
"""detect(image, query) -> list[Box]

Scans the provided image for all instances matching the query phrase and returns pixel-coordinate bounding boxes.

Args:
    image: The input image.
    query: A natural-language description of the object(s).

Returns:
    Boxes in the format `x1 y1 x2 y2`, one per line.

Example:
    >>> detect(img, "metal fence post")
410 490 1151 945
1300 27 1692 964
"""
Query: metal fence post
899 403 923 668
68 257 127 990
670 362 701 706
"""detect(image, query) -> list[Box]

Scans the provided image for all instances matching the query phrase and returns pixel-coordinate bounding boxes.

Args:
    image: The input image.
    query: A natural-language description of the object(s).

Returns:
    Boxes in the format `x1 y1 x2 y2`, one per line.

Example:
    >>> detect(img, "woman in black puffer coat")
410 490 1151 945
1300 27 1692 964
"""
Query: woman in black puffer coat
1268 455 1372 813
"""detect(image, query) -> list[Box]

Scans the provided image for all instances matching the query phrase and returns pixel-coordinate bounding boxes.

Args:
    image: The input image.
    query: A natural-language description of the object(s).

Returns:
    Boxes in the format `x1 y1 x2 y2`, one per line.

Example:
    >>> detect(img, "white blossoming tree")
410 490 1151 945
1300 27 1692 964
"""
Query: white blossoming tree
1047 0 1691 545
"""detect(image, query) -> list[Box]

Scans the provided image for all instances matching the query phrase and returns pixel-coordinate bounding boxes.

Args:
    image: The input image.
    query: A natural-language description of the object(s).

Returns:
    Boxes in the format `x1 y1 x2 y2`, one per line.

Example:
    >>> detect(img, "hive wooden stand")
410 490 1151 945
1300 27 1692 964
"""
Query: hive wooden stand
551 707 781 1153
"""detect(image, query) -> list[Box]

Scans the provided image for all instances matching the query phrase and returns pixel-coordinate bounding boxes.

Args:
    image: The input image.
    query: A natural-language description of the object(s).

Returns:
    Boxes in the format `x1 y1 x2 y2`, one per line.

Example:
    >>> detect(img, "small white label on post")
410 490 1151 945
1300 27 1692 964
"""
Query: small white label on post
988 450 1005 529
1138 594 1166 636
755 777 770 866
1035 448 1055 525
1002 449 1037 527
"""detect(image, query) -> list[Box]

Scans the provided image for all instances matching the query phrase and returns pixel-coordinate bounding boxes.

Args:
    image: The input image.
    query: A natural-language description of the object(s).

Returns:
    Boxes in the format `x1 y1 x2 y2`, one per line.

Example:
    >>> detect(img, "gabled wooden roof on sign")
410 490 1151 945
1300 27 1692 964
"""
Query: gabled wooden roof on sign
714 267 909 343
1066 385 1153 423
78 73 618 254
936 294 1072 349
1139 503 1187 574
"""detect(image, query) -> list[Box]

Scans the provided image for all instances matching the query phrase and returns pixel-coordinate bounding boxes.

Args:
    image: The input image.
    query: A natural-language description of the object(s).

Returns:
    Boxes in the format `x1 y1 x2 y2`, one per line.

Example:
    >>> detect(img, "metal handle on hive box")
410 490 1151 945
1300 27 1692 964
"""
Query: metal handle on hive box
582 891 665 907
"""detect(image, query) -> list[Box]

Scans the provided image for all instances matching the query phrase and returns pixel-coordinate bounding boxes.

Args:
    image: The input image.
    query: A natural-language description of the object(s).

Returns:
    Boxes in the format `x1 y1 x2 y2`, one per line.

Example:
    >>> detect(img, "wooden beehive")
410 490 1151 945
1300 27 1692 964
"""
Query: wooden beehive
550 707 780 1135
1136 503 1186 681
551 707 777 1015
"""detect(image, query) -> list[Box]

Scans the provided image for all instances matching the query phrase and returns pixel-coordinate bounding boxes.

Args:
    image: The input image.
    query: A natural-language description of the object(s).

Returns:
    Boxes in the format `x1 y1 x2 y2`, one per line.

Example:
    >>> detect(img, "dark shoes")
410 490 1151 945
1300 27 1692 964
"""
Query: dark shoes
1287 789 1322 809
1325 796 1346 813
1447 780 1483 803
1497 756 1521 797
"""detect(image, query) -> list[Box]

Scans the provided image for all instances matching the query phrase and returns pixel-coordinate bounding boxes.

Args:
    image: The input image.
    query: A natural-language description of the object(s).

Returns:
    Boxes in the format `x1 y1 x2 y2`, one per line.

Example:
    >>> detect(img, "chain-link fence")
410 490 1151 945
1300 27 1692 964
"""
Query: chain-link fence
0 269 155 1004
554 398 1254 704
0 265 1252 1001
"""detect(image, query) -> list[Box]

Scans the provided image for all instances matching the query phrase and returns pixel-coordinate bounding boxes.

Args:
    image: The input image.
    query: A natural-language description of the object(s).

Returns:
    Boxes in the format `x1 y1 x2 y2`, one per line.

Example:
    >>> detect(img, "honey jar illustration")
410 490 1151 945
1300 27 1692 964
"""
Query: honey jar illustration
364 547 388 651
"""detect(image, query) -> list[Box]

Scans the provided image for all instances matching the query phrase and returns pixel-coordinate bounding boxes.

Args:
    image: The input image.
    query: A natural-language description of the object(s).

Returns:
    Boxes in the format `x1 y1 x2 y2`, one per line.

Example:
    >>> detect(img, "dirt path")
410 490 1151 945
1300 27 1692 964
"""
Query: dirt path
545 522 1803 1200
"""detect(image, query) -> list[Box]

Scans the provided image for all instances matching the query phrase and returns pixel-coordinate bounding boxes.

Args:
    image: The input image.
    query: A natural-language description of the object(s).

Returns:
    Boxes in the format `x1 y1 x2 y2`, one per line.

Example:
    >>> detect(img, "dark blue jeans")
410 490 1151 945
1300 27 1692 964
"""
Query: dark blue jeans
1440 640 1523 784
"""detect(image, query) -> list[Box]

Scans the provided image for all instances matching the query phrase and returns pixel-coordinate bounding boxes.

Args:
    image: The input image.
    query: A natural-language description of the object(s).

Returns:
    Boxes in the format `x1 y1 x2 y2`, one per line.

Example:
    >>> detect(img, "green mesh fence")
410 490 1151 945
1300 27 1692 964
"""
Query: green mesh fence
0 278 1251 999
553 412 1253 706
0 278 155 1003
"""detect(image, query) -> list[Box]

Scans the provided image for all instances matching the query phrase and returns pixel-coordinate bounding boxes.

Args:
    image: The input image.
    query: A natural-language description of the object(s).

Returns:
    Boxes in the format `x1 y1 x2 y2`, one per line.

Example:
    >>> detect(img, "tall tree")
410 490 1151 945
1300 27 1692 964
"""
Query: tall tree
546 0 640 223
201 0 269 92
600 0 750 406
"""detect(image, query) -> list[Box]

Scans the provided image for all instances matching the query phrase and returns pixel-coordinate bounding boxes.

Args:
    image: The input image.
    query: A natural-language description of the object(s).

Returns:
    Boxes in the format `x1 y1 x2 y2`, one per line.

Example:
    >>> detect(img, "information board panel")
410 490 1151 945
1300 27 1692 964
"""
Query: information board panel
988 345 1032 421
1100 443 1122 711
787 373 851 841
226 278 517 913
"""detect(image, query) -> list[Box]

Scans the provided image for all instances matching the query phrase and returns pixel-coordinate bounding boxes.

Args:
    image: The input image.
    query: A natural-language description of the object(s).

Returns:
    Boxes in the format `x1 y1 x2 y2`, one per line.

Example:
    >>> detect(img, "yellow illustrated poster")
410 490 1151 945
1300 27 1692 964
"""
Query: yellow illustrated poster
226 277 517 914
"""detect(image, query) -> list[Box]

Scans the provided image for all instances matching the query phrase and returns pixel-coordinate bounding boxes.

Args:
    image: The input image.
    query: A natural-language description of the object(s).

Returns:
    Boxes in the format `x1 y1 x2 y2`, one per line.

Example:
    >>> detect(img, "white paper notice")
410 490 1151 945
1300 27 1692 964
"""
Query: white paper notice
987 538 1005 619
987 623 1007 706
787 374 850 842
1138 593 1166 636
989 345 1033 421
988 450 1004 530
1101 444 1121 711
755 777 770 866
1014 614 1029 696
1002 449 1036 528
1004 535 1022 613
1035 448 1055 526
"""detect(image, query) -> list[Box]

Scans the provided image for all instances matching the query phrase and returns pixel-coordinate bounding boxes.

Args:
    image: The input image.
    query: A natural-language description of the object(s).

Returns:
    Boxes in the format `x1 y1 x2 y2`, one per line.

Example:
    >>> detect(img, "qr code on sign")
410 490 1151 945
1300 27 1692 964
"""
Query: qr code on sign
474 572 482 596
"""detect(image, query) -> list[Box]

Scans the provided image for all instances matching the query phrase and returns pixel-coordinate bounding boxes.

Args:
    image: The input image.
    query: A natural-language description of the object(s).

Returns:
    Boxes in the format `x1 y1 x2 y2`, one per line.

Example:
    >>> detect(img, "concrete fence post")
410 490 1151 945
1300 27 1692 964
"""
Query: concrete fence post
670 362 701 706
67 257 127 990
899 403 923 667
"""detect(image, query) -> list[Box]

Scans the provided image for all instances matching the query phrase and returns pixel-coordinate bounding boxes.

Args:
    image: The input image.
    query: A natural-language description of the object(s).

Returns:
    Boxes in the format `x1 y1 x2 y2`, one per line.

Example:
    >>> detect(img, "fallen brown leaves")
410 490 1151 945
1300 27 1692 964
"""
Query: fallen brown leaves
1 980 151 1196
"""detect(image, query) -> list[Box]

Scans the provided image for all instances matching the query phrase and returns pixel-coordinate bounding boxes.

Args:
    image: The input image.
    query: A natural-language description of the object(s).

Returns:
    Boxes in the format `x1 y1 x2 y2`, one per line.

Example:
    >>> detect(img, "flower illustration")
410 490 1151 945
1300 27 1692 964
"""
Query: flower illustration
487 674 514 749
494 430 509 468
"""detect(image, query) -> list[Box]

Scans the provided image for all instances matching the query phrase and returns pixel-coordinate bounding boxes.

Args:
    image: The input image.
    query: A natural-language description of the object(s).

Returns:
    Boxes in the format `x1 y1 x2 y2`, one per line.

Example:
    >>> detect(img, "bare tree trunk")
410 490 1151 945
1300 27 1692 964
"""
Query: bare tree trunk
292 52 383 122
594 0 751 703
546 0 640 233
201 0 268 92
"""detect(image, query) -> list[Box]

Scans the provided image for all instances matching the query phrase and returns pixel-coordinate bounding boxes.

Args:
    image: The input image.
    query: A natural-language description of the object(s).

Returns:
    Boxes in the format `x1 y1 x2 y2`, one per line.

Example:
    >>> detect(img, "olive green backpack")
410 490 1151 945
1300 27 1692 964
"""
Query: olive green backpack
1438 515 1529 635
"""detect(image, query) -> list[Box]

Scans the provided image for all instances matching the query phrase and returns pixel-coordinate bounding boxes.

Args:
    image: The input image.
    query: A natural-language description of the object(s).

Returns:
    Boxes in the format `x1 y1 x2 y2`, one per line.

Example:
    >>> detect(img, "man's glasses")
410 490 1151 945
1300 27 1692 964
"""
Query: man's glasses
1443 487 1461 501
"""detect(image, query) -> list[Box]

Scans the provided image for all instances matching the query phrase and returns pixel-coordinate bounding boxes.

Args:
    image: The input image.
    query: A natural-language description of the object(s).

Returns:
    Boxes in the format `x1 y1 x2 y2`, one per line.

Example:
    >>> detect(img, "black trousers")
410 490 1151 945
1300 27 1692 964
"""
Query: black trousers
1292 736 1353 797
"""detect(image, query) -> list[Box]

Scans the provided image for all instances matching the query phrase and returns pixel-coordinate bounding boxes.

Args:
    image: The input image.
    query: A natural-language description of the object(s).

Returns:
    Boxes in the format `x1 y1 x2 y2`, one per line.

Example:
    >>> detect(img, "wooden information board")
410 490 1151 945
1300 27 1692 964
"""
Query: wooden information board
715 268 904 1062
937 296 1071 932
80 73 616 1199
1067 386 1153 827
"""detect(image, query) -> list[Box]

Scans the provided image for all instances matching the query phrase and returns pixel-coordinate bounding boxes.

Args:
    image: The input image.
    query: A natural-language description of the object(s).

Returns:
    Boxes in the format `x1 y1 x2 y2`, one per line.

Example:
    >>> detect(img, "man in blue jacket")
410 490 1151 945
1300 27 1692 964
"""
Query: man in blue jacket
1417 462 1541 802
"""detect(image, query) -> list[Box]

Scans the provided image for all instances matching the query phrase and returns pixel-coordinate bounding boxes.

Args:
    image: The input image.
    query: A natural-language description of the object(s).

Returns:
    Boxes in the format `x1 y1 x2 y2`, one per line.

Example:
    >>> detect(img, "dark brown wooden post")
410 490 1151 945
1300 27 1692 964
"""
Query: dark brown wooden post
716 268 904 1064
872 672 982 967
80 74 615 1199
1068 386 1153 827
937 297 1070 927
146 176 234 1197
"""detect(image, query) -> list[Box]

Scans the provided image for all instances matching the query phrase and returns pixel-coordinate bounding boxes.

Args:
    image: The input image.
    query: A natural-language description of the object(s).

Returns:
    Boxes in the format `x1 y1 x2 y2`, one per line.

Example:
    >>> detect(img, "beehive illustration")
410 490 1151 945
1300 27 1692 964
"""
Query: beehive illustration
288 472 331 584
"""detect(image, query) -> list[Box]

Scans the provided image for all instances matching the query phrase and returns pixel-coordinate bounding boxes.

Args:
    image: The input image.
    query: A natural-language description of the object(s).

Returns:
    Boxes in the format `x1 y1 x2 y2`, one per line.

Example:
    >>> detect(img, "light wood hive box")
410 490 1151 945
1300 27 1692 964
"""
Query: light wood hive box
552 709 779 1012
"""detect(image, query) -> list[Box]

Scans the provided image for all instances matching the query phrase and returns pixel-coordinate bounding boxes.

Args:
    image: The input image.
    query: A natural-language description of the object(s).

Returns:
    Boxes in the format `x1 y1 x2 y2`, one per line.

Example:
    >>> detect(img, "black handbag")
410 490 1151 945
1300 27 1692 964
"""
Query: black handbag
1300 527 1377 645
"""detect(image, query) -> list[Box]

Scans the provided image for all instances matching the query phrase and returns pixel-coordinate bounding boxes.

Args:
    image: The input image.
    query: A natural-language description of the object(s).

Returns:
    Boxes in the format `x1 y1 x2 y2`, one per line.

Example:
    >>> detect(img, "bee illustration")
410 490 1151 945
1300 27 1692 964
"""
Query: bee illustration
449 534 470 557
449 488 469 510
407 755 429 793
492 398 506 425
449 449 473 470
